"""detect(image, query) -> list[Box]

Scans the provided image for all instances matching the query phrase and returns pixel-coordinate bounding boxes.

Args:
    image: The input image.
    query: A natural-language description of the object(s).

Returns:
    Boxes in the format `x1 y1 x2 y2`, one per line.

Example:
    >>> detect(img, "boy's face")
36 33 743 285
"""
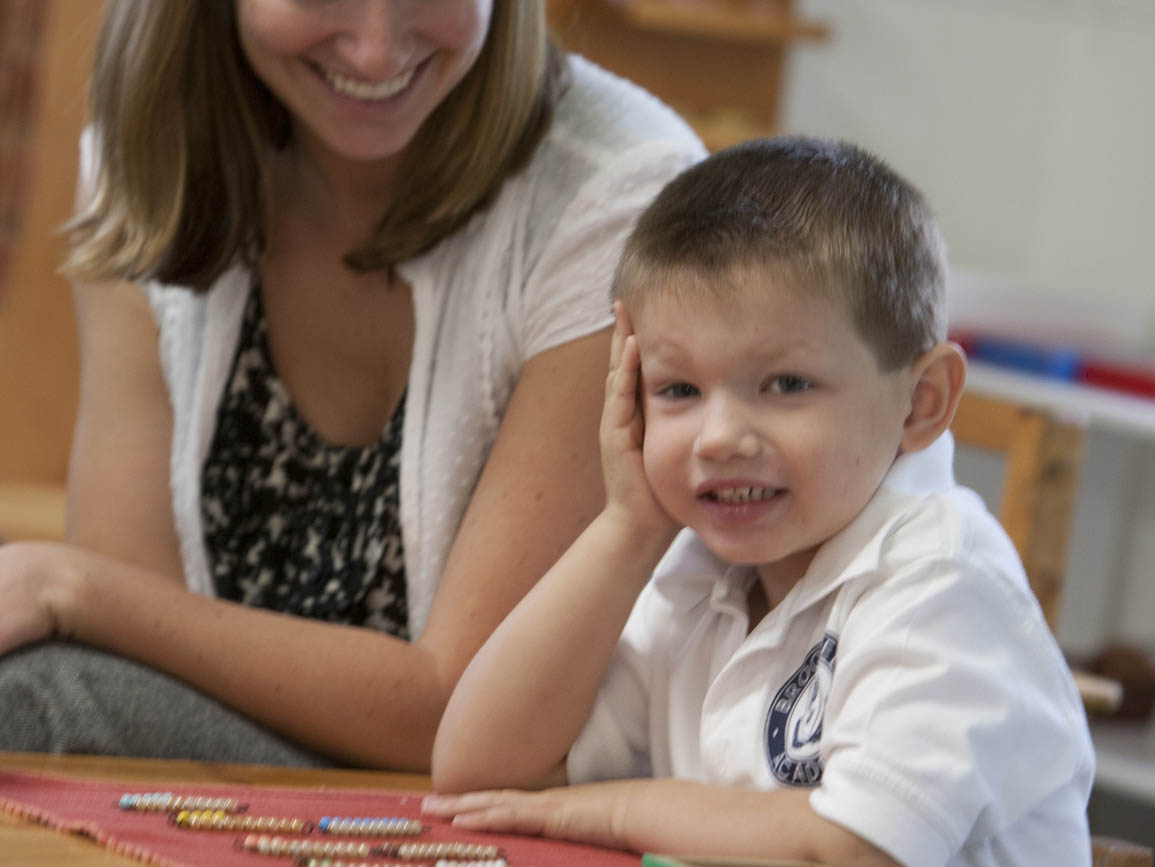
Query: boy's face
632 267 918 598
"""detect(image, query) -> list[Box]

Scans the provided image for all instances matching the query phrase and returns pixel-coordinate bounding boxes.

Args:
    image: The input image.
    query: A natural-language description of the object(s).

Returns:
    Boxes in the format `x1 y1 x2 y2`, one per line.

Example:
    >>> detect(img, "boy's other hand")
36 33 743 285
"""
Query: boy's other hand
422 782 634 852
424 780 902 866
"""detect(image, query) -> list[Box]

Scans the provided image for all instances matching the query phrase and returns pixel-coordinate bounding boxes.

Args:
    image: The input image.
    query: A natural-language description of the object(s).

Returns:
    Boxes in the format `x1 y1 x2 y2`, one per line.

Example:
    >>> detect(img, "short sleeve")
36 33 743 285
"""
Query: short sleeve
810 559 1094 867
519 140 703 361
76 126 98 210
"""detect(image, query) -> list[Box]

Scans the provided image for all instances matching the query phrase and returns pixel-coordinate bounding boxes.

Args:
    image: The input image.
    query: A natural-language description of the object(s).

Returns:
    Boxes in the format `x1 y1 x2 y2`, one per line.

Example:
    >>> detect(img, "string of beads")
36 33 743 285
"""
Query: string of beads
118 792 243 812
293 860 508 867
384 841 503 860
239 836 373 858
240 835 501 860
170 809 310 833
318 816 424 836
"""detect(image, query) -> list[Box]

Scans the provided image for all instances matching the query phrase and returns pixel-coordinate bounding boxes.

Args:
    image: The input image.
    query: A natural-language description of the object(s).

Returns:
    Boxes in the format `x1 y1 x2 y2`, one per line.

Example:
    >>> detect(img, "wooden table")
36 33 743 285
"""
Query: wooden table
0 751 431 865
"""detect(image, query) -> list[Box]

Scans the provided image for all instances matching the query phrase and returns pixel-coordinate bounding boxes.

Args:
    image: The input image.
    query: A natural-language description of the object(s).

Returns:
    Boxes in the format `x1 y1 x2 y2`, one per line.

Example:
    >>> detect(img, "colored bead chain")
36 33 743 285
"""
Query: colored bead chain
293 860 508 867
294 861 415 867
170 809 310 833
240 836 374 858
318 815 423 836
117 792 243 813
385 841 503 861
242 835 501 860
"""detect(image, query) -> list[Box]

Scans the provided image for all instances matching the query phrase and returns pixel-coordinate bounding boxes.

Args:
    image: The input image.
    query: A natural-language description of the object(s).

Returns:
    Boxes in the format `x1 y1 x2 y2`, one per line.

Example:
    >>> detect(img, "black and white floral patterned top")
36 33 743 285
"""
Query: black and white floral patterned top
200 285 408 638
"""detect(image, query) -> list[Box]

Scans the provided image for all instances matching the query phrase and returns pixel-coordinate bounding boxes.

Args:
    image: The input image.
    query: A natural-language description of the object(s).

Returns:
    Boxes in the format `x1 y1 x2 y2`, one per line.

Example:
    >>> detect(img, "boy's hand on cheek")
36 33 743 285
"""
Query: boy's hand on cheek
602 305 678 542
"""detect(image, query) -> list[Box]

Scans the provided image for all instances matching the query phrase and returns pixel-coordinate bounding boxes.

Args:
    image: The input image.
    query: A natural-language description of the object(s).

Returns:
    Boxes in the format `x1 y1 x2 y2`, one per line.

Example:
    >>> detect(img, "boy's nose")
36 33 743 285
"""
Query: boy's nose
693 394 762 462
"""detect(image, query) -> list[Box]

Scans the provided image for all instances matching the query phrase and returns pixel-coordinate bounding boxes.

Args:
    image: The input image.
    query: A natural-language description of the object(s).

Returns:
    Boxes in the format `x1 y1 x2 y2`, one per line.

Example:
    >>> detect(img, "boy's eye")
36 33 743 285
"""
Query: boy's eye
659 382 699 399
766 375 811 395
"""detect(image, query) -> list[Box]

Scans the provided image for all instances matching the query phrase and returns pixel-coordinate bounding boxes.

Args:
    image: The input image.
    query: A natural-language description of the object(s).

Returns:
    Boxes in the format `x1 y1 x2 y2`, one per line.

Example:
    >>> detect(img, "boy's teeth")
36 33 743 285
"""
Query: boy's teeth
712 487 775 504
324 67 414 100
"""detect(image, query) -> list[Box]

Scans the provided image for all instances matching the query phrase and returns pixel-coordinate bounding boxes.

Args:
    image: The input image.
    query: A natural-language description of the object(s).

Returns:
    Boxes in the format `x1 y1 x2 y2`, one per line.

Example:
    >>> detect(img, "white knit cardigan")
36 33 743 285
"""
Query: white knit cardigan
127 57 704 638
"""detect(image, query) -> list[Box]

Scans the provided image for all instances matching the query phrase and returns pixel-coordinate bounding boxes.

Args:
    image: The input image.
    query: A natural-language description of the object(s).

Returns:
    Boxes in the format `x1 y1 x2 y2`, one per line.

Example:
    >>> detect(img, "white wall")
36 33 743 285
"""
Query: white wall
779 0 1155 655
783 0 1155 316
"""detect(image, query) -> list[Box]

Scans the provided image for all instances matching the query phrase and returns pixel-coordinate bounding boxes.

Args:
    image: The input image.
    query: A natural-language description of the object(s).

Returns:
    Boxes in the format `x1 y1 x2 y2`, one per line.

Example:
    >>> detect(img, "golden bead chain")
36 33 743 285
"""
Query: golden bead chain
170 809 310 833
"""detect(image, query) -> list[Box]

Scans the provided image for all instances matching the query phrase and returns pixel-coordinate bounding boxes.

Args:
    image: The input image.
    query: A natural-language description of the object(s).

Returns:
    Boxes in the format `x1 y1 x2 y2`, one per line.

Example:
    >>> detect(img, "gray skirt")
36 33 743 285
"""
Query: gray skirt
0 641 333 767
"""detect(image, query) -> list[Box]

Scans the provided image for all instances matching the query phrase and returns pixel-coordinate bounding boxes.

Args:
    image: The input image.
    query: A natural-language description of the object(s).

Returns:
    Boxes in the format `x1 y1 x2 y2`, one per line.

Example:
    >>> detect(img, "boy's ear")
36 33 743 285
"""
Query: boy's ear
900 341 967 454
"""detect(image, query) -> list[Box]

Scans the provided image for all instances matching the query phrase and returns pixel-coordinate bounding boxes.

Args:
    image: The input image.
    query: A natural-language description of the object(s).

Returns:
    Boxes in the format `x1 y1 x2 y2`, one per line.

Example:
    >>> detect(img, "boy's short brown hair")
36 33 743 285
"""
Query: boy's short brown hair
611 136 947 370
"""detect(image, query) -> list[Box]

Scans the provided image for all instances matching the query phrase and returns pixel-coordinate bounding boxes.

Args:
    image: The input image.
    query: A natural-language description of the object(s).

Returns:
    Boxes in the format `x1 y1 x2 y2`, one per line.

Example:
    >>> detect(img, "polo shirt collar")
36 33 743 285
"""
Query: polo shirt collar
778 431 958 619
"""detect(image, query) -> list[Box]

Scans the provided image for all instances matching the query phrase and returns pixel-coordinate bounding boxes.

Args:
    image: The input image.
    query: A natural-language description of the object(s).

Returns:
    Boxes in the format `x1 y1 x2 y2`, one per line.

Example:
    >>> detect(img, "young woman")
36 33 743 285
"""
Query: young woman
0 0 704 770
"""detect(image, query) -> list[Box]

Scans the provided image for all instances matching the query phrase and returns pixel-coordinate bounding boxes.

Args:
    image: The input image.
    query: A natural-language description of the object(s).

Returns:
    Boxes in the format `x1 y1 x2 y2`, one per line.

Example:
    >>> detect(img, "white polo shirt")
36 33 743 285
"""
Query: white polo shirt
568 434 1094 867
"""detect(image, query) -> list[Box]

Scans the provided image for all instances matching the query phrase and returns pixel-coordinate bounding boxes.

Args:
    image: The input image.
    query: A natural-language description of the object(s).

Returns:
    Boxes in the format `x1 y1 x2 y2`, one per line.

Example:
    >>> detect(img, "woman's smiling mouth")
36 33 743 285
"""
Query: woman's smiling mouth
318 64 417 101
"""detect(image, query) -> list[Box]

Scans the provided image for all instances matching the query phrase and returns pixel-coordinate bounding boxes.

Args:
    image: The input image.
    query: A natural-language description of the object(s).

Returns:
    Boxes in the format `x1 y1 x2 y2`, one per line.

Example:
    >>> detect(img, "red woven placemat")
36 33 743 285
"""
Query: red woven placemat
0 768 641 867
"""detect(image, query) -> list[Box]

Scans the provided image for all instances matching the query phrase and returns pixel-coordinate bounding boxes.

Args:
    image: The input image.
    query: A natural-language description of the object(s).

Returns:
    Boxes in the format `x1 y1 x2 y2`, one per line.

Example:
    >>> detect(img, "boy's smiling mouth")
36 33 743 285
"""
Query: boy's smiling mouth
706 486 781 504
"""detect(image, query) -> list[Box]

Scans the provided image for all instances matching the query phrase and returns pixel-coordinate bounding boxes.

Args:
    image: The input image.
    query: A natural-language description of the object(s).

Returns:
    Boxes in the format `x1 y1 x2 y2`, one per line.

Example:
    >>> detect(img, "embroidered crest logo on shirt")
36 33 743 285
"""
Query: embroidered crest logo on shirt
765 632 837 786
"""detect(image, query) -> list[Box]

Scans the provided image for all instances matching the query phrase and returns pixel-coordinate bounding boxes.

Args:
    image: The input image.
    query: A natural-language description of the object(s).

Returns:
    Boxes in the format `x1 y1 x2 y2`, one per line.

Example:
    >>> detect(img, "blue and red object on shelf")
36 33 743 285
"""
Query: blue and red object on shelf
950 331 1155 399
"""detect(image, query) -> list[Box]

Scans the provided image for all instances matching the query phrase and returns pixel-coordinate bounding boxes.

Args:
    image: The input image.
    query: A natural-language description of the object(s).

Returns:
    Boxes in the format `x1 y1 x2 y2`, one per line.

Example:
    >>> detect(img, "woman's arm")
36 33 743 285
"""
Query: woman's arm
1 279 616 770
412 325 613 705
67 280 184 578
423 780 901 867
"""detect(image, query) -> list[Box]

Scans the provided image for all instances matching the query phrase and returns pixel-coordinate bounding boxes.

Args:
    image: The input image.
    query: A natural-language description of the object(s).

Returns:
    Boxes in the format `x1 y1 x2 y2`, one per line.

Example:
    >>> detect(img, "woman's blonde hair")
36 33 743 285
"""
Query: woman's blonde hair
64 0 566 290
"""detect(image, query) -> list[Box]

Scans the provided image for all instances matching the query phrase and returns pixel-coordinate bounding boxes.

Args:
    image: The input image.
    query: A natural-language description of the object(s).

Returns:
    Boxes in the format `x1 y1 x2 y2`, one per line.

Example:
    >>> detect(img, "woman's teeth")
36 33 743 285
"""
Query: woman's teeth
710 487 777 504
324 67 415 101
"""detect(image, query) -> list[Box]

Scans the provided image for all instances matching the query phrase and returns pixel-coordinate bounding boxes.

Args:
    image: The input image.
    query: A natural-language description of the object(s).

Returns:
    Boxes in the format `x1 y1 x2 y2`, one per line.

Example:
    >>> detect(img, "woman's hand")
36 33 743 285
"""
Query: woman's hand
0 541 75 655
601 303 677 541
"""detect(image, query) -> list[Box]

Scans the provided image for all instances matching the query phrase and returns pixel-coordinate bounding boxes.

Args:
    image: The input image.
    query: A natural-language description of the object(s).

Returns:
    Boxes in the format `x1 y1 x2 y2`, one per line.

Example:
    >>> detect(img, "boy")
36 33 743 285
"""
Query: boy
425 138 1094 866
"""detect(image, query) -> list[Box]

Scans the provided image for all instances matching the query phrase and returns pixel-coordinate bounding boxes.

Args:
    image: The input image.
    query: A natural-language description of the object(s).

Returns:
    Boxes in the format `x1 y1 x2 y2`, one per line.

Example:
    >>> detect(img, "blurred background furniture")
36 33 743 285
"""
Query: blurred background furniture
0 0 48 293
1093 836 1154 867
0 0 103 542
949 389 1124 714
547 0 828 150
951 387 1155 858
950 390 1083 630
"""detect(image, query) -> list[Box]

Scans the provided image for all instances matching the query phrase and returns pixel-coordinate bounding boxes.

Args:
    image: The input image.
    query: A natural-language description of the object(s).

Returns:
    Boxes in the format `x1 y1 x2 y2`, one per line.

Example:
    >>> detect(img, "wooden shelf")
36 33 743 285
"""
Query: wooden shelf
548 0 829 150
1092 719 1155 805
620 0 829 45
965 361 1155 444
674 106 777 151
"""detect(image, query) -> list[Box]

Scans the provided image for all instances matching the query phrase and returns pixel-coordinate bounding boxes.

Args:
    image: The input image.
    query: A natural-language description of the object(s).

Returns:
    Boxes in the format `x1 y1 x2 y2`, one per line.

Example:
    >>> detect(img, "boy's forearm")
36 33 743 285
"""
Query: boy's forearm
432 508 674 793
